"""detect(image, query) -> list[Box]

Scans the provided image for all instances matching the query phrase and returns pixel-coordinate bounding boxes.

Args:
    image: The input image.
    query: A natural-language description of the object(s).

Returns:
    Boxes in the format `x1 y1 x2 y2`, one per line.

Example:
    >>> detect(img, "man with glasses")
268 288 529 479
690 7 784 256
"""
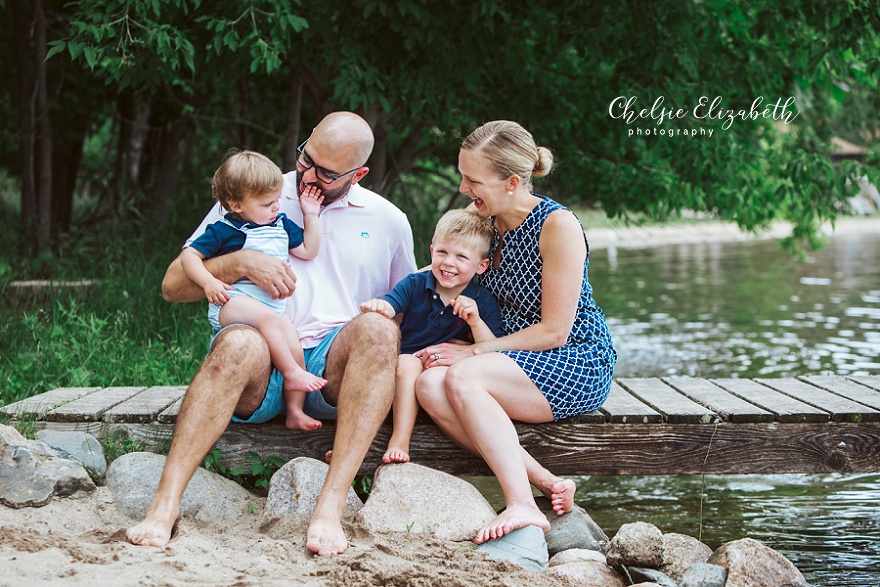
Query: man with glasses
127 112 417 556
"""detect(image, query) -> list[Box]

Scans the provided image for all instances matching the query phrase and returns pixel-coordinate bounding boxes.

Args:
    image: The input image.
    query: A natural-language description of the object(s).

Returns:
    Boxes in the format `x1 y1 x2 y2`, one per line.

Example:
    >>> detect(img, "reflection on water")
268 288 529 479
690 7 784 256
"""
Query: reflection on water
573 231 880 586
590 231 880 378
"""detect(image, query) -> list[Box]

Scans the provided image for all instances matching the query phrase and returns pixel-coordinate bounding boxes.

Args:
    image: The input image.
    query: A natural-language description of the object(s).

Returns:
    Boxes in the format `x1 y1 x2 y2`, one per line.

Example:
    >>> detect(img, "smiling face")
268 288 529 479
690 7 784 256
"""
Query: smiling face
458 149 512 217
229 189 282 226
429 238 490 292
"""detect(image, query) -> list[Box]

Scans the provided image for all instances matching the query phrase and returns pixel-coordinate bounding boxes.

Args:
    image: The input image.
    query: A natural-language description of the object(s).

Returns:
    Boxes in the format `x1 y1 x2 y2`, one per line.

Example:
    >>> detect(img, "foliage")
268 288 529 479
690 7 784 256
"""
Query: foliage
202 448 285 495
101 430 152 464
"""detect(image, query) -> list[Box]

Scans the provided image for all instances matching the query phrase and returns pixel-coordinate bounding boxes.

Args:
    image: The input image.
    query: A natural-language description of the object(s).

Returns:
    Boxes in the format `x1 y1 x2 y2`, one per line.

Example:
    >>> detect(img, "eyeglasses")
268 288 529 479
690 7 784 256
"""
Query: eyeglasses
295 139 361 184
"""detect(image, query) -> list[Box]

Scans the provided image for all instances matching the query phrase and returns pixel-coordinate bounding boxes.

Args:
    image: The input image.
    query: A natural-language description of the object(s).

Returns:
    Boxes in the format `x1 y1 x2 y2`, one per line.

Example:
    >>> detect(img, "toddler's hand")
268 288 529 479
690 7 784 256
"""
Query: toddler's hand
205 280 233 305
300 185 324 216
360 298 395 319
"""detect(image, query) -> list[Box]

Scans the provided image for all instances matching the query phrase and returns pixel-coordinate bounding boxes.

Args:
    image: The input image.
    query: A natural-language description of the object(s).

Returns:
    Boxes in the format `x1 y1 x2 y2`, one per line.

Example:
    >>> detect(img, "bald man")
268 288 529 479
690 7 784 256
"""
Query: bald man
127 112 417 555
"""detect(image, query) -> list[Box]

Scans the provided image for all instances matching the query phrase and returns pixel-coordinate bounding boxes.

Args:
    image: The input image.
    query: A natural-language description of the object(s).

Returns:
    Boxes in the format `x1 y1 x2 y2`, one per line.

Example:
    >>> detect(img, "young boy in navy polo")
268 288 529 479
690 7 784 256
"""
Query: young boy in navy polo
359 209 503 463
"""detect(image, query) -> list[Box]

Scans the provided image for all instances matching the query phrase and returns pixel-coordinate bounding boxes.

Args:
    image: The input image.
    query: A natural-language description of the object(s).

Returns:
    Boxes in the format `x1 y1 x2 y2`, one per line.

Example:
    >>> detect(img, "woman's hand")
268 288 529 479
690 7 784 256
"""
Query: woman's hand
415 341 475 368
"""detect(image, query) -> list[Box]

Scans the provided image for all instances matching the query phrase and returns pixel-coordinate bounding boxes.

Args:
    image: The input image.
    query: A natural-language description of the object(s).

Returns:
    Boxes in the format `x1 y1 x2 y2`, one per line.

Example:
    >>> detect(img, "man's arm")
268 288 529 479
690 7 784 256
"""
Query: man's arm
162 249 298 302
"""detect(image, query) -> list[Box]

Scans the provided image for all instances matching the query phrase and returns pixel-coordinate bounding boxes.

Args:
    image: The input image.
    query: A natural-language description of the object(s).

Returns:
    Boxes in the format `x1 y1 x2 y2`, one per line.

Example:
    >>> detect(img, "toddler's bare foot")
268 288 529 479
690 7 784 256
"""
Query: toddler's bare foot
283 369 327 393
382 446 410 463
285 408 323 431
324 449 333 463
473 504 550 544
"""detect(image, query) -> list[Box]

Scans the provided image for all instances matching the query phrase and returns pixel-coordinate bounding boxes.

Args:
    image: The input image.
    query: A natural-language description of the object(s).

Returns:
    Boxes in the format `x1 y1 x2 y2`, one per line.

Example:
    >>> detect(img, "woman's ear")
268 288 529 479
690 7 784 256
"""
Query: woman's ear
507 174 522 192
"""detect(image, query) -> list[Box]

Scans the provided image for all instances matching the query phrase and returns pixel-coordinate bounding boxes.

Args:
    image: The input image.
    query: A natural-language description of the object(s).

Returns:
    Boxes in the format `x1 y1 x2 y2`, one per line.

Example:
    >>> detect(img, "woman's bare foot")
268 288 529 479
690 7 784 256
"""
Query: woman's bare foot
285 407 323 431
283 369 327 393
382 446 410 463
126 504 179 547
473 504 550 544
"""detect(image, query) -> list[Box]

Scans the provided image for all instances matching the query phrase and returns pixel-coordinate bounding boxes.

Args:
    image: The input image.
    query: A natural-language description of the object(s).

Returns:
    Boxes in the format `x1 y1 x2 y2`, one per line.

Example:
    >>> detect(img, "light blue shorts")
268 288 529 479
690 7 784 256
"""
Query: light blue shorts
209 324 343 424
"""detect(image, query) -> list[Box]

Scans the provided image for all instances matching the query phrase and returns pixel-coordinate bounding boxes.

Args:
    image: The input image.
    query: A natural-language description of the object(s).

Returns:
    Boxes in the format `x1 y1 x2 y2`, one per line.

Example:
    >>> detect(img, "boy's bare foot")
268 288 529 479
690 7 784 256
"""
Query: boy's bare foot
126 504 179 547
473 504 550 544
285 408 323 431
382 446 410 463
283 369 327 393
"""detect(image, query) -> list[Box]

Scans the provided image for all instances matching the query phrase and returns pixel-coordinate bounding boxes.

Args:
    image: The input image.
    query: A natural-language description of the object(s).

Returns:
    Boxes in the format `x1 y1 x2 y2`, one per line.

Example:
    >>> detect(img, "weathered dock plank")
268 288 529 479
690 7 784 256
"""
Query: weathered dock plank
1 387 101 419
617 378 719 423
710 379 830 423
45 387 147 422
599 382 663 424
103 386 187 423
662 377 775 423
799 375 880 412
756 378 880 423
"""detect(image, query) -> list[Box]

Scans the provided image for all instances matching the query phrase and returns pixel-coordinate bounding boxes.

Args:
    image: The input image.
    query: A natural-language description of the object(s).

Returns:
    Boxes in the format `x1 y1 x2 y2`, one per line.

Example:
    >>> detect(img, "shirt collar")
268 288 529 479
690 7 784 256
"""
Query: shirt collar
424 270 479 297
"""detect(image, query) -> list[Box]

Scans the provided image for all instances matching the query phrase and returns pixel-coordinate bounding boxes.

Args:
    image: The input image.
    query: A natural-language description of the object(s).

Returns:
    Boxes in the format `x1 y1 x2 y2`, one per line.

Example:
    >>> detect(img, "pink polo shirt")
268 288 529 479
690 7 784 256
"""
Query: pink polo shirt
185 171 417 348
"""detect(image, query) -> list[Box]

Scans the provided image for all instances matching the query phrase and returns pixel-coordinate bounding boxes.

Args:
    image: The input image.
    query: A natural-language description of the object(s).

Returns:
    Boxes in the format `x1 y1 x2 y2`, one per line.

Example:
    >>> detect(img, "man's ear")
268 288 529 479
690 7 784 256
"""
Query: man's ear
475 258 490 275
351 167 370 184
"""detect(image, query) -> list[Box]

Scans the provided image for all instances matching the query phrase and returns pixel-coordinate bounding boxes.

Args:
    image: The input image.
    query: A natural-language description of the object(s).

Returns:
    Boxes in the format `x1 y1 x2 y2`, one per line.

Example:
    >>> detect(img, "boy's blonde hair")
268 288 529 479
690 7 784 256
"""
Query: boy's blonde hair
212 150 283 209
432 209 494 259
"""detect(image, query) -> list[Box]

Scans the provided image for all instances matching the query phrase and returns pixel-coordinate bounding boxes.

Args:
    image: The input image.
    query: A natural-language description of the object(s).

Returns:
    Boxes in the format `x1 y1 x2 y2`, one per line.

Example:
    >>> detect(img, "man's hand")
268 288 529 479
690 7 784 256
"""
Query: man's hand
360 298 396 319
241 249 298 299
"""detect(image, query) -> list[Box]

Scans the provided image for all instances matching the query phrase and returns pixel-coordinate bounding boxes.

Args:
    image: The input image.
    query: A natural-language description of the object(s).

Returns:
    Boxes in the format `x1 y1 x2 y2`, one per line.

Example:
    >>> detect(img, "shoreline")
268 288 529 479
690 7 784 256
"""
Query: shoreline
585 215 880 250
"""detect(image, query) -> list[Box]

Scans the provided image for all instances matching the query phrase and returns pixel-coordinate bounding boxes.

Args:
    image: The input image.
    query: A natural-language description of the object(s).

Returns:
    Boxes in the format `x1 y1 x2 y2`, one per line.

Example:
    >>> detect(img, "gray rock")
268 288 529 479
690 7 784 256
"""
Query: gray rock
0 424 96 508
660 532 713 582
105 452 255 523
354 462 496 541
536 496 609 555
679 562 729 587
708 537 808 587
606 521 665 570
549 548 608 567
475 525 549 571
631 583 665 587
35 430 107 478
625 566 678 587
544 561 627 586
264 456 362 519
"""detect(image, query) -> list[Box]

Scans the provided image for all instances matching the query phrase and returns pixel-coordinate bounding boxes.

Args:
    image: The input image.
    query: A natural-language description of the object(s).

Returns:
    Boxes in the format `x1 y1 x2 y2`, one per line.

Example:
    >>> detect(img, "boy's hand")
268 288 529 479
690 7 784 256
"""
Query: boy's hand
452 295 481 326
300 185 324 217
360 298 396 319
204 279 234 305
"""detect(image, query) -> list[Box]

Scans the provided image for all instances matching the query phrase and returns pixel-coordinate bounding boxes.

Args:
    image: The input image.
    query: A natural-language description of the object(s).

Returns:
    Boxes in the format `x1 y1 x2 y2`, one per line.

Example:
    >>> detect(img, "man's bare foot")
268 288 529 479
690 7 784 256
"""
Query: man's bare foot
126 508 178 547
306 513 348 556
285 408 323 431
283 369 327 392
473 504 551 544
549 478 576 516
382 446 410 463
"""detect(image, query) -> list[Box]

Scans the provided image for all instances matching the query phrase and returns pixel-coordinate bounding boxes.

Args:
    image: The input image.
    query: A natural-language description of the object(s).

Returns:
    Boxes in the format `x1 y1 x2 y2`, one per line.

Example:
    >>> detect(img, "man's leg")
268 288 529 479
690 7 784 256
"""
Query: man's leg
127 326 272 547
306 312 399 556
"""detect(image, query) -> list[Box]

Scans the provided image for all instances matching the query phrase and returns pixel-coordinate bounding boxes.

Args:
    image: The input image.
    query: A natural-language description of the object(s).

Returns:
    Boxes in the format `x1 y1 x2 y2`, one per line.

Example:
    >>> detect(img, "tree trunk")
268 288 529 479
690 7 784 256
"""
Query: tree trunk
282 67 303 173
11 0 37 257
33 0 53 253
148 118 186 232
238 76 249 148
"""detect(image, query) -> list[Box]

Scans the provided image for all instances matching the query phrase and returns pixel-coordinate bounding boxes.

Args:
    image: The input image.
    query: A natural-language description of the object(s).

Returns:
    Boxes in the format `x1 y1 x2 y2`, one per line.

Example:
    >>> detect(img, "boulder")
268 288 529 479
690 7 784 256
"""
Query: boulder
264 457 362 519
35 429 107 478
354 462 496 541
536 496 609 554
625 566 678 587
659 532 713 582
679 562 729 587
606 521 665 570
0 424 95 508
105 452 254 523
708 537 808 587
549 548 608 567
544 561 627 586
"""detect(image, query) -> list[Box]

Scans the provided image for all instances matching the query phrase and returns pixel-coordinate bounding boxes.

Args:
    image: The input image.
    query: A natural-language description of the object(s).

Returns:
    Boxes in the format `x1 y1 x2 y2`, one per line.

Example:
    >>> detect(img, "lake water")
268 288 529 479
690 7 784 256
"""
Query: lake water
506 229 880 586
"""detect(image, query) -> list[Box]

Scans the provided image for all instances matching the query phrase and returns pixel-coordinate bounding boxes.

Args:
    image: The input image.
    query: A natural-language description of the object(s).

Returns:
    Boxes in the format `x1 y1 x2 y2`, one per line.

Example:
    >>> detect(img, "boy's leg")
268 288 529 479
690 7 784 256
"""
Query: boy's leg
127 326 273 547
219 296 326 393
384 354 424 463
306 312 399 556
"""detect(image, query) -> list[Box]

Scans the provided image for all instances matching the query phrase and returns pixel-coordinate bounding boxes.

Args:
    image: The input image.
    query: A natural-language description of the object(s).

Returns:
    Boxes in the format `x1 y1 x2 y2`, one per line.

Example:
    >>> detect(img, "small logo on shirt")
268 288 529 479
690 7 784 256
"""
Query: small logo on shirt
360 231 370 238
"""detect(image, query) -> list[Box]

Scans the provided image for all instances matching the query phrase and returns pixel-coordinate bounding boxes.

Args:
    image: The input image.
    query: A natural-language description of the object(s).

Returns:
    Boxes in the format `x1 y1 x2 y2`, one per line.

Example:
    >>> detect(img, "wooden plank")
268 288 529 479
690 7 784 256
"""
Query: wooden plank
848 376 880 392
662 377 774 423
756 378 880 423
800 375 880 411
616 378 719 424
46 387 147 422
599 382 663 423
0 387 101 419
213 420 880 476
103 386 187 423
711 379 830 423
158 397 183 424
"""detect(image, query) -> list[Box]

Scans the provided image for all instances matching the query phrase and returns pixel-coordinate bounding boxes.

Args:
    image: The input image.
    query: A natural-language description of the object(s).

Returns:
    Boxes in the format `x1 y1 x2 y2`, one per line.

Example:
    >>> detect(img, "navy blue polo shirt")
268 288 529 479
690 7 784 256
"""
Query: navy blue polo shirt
383 270 505 354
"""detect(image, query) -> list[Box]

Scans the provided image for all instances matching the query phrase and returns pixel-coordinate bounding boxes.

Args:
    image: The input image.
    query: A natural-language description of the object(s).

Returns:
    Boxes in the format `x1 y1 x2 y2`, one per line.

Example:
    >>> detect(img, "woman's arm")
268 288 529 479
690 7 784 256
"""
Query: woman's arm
474 209 585 354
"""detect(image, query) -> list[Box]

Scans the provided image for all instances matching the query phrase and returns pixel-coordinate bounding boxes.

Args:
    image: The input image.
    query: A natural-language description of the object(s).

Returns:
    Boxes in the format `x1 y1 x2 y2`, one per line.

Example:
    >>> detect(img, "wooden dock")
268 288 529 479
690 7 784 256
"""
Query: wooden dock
3 375 880 476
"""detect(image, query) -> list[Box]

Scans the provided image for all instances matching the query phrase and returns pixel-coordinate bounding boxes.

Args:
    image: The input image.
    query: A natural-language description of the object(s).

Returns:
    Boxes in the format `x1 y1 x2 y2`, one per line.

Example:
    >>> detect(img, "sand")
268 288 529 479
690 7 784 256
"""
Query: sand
0 487 574 587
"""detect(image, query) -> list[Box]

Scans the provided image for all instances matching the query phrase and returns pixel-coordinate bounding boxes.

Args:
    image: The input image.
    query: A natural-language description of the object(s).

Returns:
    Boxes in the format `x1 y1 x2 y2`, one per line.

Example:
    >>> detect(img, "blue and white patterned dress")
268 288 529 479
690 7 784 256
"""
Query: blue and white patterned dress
480 196 616 420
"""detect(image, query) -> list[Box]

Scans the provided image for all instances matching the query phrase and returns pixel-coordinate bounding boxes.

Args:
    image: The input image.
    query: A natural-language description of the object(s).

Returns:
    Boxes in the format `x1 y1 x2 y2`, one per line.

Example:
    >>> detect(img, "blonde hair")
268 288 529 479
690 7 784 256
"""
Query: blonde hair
461 120 554 190
432 209 494 259
212 150 283 209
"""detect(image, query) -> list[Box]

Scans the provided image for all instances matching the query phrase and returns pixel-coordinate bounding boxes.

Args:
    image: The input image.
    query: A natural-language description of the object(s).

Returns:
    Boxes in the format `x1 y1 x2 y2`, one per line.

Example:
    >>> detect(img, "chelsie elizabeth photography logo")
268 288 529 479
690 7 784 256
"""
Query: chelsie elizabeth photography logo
608 96 800 138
